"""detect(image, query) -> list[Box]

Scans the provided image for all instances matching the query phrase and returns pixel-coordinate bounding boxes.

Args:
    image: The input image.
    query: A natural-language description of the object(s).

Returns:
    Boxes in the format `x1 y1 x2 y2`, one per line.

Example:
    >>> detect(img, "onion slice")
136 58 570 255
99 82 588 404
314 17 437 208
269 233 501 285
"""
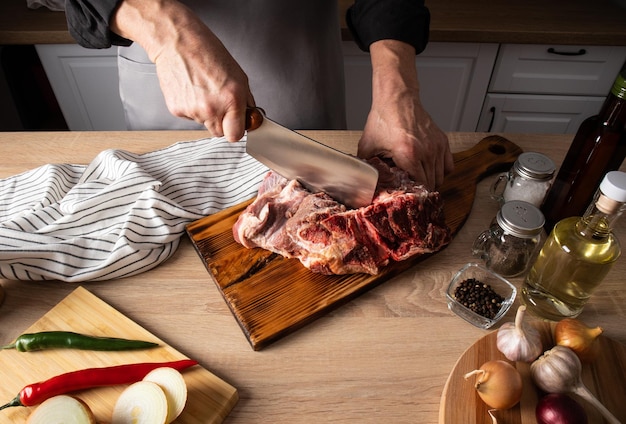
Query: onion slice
27 395 95 424
143 367 188 423
112 381 168 424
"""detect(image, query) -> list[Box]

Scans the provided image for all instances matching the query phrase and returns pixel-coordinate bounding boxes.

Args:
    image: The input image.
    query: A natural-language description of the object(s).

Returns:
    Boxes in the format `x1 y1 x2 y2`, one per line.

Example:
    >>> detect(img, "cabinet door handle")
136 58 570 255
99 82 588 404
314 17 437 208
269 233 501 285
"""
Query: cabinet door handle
547 47 587 56
487 106 496 132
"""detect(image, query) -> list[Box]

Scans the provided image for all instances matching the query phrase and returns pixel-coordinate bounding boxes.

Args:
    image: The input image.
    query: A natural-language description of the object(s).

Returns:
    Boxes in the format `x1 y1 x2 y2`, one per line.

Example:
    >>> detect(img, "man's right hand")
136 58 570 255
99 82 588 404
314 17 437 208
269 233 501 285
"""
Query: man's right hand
111 0 255 141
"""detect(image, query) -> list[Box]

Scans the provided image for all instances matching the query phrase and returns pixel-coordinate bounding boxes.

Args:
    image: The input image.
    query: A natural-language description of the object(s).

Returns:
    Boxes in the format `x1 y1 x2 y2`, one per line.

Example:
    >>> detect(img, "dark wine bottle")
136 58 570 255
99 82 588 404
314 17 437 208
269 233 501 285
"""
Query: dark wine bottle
541 63 626 231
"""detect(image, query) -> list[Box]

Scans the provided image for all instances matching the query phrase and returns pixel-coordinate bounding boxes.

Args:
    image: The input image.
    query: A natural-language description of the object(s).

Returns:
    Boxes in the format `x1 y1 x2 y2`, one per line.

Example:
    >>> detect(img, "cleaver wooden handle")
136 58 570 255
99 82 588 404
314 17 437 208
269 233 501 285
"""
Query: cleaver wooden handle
245 107 265 131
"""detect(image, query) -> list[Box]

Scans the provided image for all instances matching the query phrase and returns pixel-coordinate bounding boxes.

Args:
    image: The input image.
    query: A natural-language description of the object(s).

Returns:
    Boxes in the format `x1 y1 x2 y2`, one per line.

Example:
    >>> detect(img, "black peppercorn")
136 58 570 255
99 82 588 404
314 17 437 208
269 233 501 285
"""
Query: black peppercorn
453 278 505 319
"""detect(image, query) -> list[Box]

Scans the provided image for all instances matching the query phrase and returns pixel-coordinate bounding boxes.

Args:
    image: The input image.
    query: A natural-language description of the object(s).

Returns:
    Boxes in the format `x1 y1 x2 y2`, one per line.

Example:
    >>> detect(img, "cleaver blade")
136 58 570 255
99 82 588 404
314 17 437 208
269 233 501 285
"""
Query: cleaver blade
245 107 379 209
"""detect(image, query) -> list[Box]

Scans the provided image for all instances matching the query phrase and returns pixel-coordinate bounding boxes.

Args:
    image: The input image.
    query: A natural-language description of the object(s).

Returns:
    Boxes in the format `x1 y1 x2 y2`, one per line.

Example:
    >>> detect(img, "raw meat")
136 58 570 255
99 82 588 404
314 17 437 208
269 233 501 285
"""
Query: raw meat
232 157 451 275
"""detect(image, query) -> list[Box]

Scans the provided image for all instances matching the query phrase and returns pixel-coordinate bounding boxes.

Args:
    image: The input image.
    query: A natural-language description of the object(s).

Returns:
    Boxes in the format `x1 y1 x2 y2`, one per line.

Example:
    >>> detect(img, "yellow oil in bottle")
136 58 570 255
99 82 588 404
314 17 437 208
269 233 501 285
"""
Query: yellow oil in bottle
521 216 621 320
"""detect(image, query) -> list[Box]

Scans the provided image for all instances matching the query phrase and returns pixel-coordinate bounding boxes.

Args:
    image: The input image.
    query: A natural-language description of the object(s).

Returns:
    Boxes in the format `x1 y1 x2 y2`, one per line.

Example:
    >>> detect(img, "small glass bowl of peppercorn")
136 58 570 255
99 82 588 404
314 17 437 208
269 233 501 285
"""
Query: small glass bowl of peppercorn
446 262 516 329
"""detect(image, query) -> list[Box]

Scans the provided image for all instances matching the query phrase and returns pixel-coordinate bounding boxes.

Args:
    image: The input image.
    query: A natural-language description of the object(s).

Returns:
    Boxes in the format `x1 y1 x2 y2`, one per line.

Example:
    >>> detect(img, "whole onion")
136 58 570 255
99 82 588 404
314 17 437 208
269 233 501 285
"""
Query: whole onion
464 360 522 410
536 393 588 424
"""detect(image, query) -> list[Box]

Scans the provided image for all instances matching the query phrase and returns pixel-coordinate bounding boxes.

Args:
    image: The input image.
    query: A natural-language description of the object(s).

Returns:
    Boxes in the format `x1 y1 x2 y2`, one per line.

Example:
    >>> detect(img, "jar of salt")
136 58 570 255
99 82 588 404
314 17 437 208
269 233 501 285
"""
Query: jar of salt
490 152 556 207
472 200 545 278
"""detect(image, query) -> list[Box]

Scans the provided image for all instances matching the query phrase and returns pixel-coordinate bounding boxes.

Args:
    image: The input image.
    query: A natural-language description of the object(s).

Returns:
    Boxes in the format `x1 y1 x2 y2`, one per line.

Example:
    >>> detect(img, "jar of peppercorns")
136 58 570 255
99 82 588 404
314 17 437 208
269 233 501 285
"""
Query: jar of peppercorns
446 263 516 329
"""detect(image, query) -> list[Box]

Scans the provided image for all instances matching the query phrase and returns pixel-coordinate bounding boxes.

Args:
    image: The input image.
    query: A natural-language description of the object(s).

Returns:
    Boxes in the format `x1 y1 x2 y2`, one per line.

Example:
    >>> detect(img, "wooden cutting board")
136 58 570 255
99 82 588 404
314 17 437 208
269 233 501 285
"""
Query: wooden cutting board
439 321 626 423
186 135 522 350
0 287 238 424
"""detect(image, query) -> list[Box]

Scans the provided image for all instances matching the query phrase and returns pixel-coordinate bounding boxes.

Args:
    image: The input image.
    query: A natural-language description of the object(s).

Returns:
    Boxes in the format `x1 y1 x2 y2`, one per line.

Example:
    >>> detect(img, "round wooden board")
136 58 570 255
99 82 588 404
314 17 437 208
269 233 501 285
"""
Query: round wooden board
439 322 626 424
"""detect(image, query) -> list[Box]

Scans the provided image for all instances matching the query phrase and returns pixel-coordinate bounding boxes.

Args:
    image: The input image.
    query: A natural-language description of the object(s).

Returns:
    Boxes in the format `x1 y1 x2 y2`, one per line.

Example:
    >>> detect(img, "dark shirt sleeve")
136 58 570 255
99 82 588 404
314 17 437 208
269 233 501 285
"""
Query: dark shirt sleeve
65 0 133 48
346 0 430 54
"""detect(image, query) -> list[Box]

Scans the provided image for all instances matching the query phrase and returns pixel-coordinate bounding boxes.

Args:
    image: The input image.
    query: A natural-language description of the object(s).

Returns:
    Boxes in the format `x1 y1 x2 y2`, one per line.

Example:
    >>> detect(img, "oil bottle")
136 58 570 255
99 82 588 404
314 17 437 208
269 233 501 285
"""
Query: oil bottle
541 63 626 231
522 171 626 320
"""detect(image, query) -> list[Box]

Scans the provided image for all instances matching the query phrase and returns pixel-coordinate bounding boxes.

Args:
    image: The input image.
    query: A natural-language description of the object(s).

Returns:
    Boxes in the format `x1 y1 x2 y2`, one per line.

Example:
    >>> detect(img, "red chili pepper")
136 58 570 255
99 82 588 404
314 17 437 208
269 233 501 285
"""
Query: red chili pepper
0 359 198 410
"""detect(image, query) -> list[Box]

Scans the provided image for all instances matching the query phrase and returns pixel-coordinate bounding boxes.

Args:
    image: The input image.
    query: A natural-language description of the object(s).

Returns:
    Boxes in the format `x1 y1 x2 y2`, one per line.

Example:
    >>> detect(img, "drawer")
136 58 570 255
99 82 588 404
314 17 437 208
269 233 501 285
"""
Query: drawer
490 44 626 96
476 93 605 134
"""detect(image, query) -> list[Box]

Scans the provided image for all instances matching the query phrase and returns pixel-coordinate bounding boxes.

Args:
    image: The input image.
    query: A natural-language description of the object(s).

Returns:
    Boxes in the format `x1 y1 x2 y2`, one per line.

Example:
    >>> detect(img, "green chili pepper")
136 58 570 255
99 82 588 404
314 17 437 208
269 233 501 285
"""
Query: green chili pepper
1 331 159 352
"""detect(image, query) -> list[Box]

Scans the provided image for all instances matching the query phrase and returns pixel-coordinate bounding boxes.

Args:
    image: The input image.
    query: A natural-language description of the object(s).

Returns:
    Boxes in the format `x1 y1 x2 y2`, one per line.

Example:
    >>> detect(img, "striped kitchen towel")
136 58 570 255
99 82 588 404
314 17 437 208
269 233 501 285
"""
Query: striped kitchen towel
0 137 268 282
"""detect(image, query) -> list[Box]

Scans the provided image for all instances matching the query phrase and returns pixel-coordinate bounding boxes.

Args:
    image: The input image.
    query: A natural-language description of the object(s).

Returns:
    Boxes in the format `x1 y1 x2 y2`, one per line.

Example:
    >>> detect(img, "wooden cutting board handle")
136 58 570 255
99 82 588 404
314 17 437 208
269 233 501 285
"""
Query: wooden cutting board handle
441 135 523 236
450 135 523 181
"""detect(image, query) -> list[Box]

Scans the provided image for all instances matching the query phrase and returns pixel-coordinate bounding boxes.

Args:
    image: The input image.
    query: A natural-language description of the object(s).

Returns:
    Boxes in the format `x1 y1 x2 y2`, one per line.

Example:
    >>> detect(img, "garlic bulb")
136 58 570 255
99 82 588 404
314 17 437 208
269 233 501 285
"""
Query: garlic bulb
531 346 620 424
554 318 603 362
496 305 542 362
530 345 581 394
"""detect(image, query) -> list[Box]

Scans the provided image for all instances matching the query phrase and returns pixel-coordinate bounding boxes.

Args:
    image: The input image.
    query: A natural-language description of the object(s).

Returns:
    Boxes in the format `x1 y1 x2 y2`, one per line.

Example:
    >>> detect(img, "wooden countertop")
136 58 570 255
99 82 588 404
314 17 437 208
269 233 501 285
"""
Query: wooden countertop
2 0 626 46
1 130 625 423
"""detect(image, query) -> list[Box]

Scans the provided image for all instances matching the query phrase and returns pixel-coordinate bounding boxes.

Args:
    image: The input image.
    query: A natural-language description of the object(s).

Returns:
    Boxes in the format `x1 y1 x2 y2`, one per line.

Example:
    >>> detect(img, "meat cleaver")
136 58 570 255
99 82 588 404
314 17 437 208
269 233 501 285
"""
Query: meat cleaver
245 107 379 209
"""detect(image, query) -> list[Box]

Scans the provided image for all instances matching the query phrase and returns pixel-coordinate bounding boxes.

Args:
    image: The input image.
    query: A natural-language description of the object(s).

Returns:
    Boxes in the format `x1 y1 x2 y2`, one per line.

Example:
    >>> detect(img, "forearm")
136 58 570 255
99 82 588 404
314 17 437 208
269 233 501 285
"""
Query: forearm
369 40 419 104
110 0 204 62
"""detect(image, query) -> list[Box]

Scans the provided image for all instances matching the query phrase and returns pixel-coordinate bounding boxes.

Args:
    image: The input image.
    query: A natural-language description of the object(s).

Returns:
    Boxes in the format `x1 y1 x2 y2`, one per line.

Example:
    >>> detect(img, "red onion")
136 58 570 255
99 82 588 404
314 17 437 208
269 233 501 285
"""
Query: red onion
536 393 588 424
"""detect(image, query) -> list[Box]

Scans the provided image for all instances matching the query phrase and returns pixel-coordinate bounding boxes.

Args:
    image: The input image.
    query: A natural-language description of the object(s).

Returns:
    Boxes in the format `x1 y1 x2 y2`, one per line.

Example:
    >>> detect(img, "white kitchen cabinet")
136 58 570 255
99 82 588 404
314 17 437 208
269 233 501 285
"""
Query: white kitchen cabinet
343 42 498 131
477 44 626 133
35 44 126 131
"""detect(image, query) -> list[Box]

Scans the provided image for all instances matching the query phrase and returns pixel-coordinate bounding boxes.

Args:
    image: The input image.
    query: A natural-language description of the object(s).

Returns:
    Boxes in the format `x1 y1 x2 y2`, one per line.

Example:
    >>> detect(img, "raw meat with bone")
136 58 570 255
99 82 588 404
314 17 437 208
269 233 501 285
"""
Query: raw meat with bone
233 157 451 275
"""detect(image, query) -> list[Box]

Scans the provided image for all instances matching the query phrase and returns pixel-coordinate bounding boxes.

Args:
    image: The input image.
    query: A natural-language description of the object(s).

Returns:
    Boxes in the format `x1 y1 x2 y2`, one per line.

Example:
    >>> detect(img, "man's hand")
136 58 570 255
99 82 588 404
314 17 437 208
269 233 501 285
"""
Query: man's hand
358 40 454 190
111 0 254 141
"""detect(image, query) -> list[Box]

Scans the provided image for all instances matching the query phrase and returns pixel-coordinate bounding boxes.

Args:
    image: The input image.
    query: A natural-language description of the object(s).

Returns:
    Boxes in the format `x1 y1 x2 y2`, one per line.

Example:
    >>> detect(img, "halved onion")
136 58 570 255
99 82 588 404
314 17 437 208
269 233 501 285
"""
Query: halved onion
111 381 168 424
27 395 95 424
143 367 188 423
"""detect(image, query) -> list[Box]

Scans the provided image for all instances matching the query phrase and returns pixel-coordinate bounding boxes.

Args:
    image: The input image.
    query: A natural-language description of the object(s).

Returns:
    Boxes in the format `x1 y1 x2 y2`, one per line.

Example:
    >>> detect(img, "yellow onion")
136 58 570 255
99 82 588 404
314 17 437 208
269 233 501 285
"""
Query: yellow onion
554 318 603 362
464 360 523 410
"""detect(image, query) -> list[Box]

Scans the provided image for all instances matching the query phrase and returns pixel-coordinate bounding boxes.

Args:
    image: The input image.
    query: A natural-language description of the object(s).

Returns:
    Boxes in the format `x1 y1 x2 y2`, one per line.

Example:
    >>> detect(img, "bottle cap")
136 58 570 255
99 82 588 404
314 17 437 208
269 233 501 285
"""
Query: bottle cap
514 152 556 181
611 72 626 100
599 171 626 202
497 200 545 238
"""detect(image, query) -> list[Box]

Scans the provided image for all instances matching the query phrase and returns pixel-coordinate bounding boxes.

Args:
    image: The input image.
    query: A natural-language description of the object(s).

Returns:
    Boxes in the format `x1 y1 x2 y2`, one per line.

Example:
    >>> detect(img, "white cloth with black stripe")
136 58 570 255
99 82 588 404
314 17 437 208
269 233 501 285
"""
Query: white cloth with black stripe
0 137 268 282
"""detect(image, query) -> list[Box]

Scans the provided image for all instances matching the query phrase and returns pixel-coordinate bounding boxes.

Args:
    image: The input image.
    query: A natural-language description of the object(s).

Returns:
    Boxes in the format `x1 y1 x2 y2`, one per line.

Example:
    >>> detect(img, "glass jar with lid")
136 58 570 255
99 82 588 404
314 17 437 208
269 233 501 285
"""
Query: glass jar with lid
490 152 556 207
472 200 546 277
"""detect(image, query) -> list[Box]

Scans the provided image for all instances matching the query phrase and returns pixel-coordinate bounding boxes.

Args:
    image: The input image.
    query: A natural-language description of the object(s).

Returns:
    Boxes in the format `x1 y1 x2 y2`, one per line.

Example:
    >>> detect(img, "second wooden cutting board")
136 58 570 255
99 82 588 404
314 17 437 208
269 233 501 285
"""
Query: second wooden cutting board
439 322 626 423
186 135 522 350
0 287 238 423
